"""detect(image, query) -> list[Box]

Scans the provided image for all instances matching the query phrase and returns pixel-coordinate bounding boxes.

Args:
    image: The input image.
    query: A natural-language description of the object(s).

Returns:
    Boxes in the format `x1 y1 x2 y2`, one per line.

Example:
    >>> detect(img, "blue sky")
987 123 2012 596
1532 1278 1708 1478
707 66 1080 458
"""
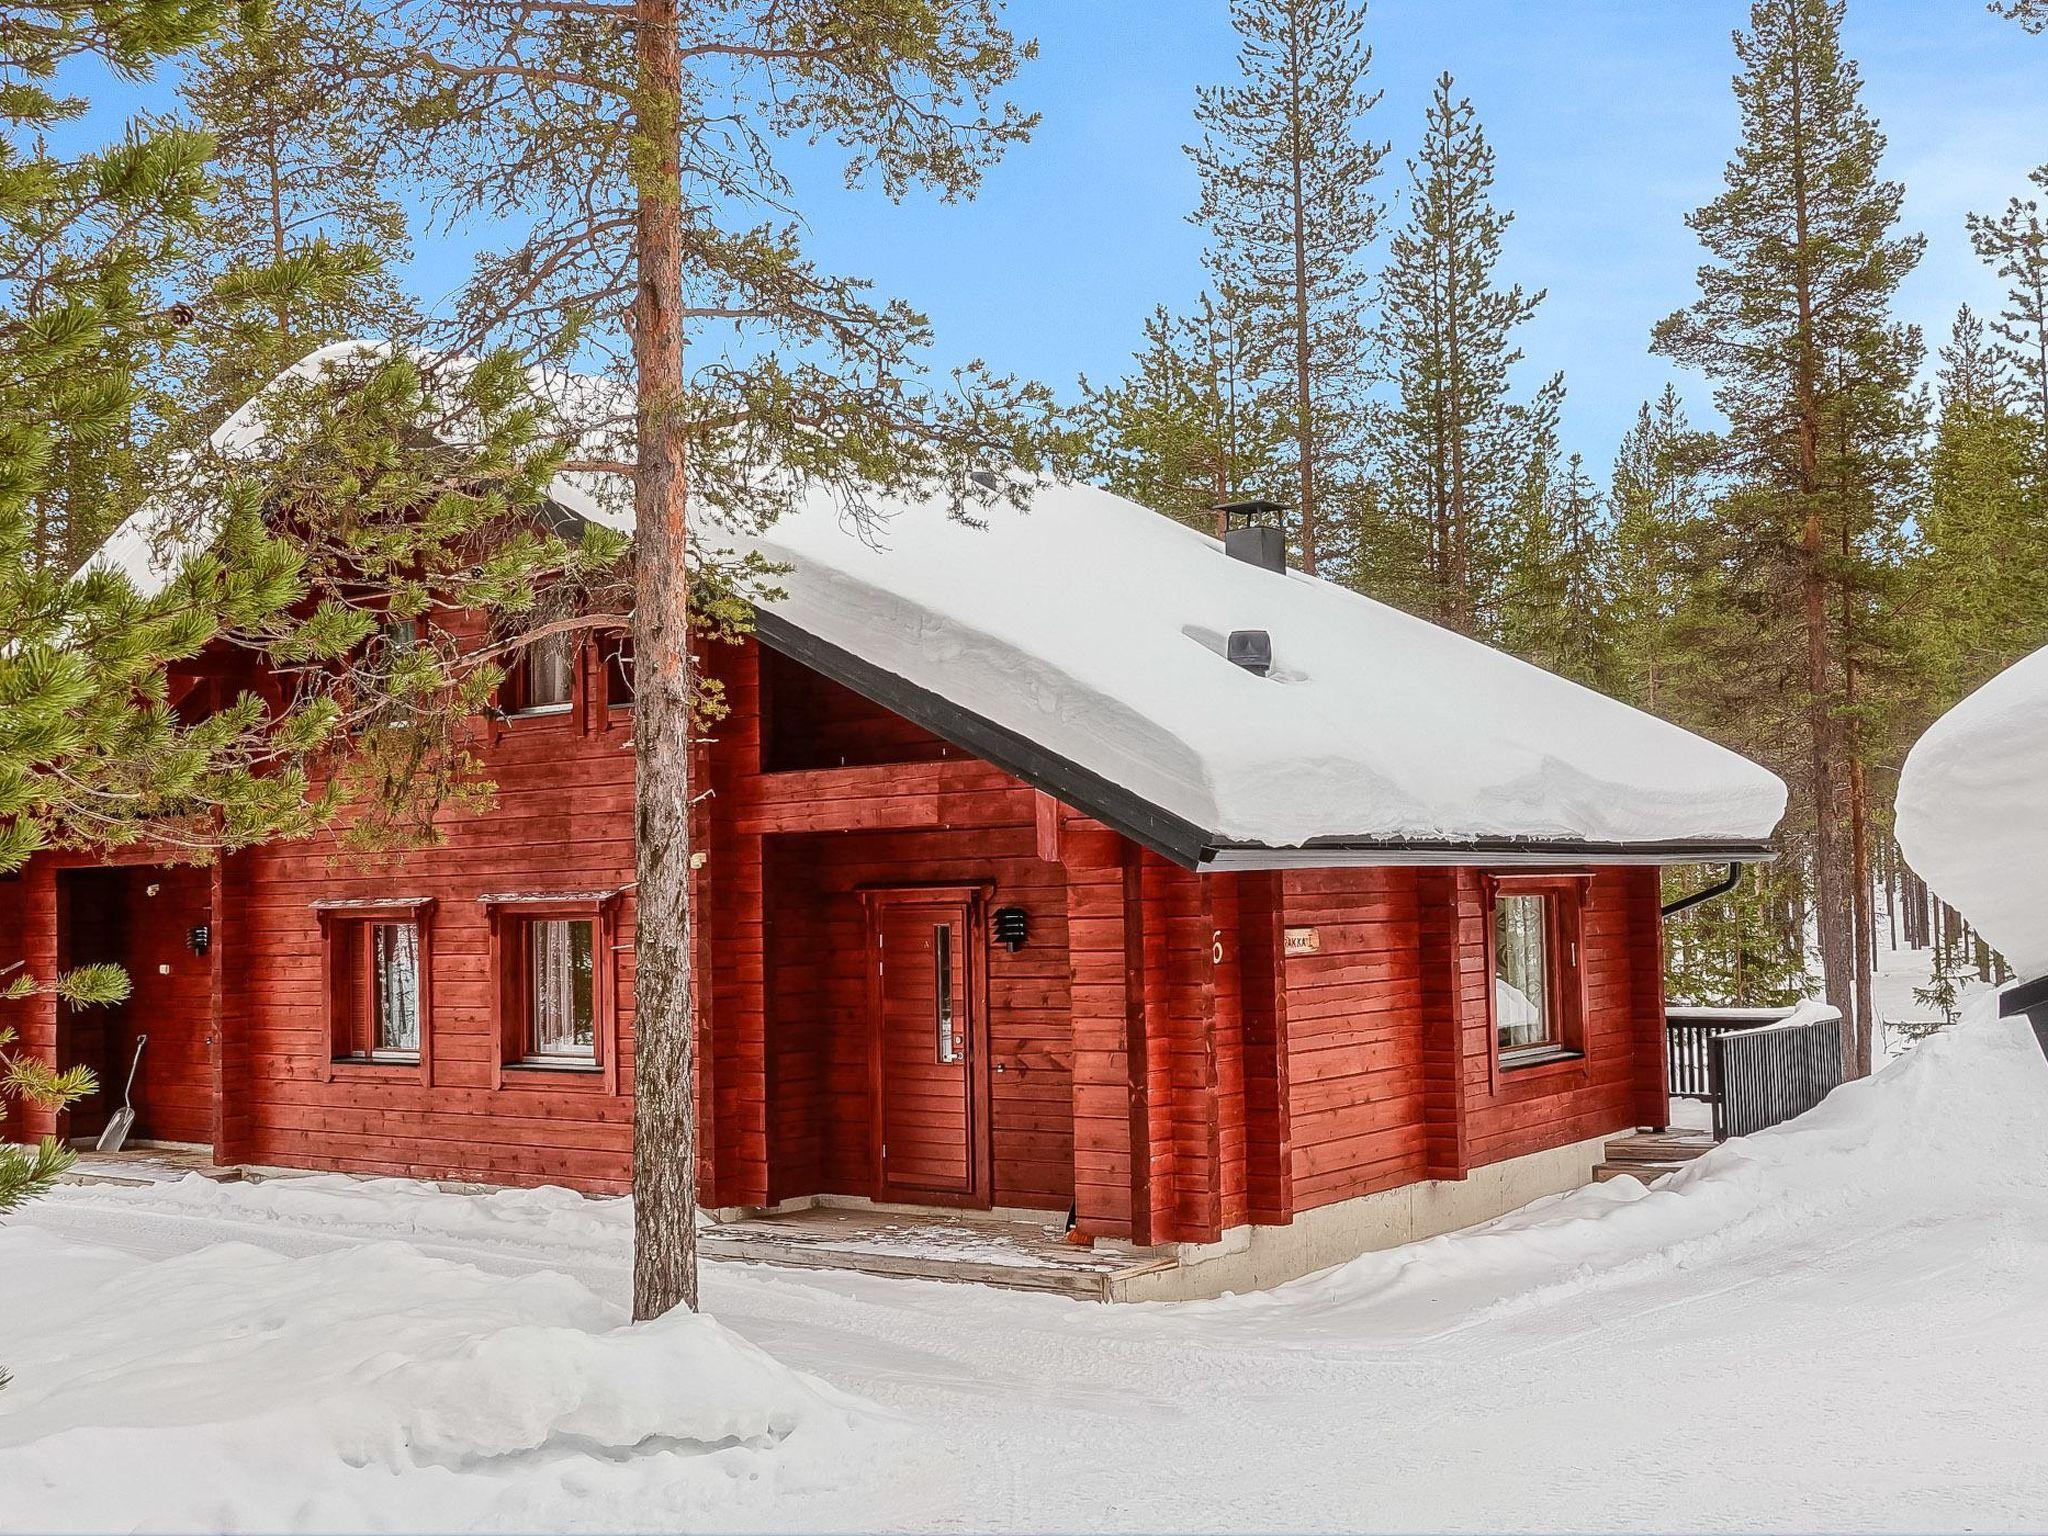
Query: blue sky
80 0 2048 471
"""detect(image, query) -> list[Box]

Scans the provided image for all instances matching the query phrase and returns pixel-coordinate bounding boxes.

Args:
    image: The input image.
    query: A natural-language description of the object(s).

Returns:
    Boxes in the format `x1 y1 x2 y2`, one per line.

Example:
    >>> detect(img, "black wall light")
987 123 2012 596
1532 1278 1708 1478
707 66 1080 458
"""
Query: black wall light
188 924 211 957
993 906 1028 952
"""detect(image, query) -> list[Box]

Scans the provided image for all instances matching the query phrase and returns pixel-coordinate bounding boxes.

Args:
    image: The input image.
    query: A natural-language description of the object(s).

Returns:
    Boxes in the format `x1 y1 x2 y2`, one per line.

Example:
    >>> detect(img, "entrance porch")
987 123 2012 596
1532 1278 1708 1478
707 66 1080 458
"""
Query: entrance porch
48 862 219 1149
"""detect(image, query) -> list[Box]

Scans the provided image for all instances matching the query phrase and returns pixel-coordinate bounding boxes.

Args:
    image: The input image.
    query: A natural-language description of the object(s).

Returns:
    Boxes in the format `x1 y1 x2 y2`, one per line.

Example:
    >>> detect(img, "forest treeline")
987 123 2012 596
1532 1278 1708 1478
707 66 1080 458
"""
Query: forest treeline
1081 0 2048 1064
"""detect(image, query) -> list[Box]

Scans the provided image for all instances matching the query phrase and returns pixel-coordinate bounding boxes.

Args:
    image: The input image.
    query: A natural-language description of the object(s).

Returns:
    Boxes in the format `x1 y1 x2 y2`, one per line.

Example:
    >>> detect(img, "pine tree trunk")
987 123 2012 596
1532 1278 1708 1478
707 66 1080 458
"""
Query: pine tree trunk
629 0 699 1321
1285 17 1319 579
1848 749 1876 1077
1783 15 1855 1061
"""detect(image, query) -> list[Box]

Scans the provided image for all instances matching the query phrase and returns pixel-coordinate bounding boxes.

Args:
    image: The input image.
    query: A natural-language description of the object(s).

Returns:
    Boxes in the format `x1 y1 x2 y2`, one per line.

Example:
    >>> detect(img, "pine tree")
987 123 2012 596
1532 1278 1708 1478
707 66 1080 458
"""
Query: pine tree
313 0 1059 1320
1373 74 1545 637
1652 0 1925 1076
1078 295 1282 533
1189 0 1388 576
173 0 416 422
1968 166 2048 500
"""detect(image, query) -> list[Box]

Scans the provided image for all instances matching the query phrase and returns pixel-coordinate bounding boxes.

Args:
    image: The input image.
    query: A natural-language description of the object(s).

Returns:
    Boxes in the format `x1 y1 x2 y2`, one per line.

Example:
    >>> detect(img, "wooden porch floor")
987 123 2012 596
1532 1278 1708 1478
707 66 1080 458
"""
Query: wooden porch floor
1593 1129 1717 1184
58 1140 243 1188
700 1206 1175 1301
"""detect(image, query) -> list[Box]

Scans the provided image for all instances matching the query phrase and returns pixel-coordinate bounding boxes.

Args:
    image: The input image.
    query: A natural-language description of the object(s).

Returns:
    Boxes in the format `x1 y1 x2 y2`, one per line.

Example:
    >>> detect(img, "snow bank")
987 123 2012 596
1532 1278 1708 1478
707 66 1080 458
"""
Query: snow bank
59 1170 633 1256
0 1225 887 1532
1898 647 2048 975
1207 999 2048 1340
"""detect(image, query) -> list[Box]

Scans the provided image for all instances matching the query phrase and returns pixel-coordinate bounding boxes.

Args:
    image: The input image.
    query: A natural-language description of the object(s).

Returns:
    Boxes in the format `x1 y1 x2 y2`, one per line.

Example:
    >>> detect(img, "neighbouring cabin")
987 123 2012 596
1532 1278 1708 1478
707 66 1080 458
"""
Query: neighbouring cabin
4 348 1786 1298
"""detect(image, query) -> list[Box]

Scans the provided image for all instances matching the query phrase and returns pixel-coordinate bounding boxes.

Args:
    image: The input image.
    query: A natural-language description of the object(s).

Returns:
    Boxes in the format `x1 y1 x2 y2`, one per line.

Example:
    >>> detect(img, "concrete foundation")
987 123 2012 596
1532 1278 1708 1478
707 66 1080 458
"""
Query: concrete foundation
1109 1133 1612 1302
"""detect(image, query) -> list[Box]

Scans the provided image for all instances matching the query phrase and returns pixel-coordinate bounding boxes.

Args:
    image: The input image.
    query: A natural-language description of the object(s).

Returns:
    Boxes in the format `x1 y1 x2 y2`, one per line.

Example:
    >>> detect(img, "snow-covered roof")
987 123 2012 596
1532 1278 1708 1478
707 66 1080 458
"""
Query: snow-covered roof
89 343 1786 868
1898 648 2048 975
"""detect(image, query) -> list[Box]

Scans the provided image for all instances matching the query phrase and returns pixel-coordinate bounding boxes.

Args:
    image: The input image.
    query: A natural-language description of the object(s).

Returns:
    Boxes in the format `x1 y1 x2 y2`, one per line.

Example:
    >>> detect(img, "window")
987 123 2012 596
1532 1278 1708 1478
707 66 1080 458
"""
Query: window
1493 894 1552 1053
934 922 957 1064
486 892 621 1090
525 918 596 1061
508 631 575 714
601 632 634 712
318 899 435 1081
1485 875 1588 1069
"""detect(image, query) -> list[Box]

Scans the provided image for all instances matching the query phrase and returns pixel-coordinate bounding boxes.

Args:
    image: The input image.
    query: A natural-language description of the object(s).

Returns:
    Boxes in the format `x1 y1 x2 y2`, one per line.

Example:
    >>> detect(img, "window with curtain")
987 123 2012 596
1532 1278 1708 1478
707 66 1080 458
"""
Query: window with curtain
512 631 575 712
370 923 420 1055
1493 893 1553 1054
331 918 423 1063
526 917 597 1061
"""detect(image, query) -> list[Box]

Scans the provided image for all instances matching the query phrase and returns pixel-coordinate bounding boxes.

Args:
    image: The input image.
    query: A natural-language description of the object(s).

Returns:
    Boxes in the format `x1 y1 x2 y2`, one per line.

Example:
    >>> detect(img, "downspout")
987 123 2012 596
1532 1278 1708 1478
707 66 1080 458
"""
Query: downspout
1661 862 1743 920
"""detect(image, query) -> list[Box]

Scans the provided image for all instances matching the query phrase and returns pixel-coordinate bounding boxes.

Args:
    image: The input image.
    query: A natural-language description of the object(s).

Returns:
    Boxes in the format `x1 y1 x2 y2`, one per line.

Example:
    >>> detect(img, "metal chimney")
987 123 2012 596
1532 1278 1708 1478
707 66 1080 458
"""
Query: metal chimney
1213 497 1288 575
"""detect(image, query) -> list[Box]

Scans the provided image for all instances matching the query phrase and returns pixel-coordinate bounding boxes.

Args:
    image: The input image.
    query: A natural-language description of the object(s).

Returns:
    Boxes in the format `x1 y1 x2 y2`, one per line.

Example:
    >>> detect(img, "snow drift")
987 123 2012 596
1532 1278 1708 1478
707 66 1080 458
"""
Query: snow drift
1225 996 2048 1339
1898 645 2048 974
0 1227 887 1532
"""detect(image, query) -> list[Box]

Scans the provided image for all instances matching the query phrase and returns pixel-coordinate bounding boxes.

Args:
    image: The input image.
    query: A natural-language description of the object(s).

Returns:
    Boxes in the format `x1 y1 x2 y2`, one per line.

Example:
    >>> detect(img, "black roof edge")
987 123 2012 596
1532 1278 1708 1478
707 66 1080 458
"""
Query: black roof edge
749 608 1215 869
748 607 1782 877
1198 839 1780 871
1999 971 2048 1019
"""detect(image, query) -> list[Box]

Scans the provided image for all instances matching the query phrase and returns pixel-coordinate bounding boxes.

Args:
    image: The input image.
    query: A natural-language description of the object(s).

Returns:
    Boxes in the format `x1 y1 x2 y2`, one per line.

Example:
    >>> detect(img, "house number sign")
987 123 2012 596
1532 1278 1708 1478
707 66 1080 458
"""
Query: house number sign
1283 926 1320 956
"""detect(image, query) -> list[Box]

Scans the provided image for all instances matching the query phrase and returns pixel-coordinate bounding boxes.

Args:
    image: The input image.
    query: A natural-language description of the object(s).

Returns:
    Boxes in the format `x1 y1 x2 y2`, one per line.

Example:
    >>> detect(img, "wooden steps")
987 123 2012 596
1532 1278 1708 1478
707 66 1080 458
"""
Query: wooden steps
699 1206 1176 1301
1593 1129 1716 1185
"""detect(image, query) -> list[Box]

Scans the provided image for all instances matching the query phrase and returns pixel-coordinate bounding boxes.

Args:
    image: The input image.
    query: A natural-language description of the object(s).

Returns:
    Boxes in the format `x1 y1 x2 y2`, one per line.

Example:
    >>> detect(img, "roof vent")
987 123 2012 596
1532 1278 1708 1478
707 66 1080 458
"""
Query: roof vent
1227 629 1273 677
969 468 1002 492
1213 497 1288 575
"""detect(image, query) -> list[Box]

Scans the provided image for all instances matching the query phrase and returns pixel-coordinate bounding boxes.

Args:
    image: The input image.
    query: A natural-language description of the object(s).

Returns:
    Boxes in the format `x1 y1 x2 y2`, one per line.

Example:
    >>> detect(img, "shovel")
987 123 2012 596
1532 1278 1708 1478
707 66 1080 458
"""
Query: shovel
95 1035 147 1153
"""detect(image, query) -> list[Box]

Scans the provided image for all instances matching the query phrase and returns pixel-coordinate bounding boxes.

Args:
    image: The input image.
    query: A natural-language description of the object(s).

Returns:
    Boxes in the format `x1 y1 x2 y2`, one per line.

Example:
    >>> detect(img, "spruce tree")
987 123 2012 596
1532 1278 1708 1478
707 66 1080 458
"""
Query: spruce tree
1917 306 2041 703
1608 388 1710 715
1189 0 1388 576
1497 375 1616 692
1078 294 1281 533
1652 0 1924 1074
1373 74 1545 637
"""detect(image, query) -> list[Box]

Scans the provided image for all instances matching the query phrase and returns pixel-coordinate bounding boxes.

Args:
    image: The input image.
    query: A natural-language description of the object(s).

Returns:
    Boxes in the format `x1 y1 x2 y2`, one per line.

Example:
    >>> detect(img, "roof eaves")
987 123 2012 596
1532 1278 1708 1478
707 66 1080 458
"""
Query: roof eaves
1196 838 1780 871
750 608 1780 876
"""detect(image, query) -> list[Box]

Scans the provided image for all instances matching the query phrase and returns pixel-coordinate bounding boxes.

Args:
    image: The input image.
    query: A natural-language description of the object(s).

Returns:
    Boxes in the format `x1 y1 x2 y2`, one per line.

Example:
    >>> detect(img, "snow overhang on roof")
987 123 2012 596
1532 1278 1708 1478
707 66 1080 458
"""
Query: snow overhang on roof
1898 646 2048 978
91 344 1787 872
713 477 1785 870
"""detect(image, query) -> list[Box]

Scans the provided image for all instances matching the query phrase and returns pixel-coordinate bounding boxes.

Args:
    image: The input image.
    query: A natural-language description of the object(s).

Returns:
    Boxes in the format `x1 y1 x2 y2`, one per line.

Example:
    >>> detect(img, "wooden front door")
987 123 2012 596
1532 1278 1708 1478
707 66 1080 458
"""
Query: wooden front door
866 889 989 1207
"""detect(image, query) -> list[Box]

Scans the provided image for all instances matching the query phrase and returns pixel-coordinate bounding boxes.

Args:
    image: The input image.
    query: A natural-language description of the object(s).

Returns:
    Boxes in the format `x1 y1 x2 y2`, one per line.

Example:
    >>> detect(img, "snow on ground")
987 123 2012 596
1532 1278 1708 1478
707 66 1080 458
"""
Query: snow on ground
9 1010 2048 1532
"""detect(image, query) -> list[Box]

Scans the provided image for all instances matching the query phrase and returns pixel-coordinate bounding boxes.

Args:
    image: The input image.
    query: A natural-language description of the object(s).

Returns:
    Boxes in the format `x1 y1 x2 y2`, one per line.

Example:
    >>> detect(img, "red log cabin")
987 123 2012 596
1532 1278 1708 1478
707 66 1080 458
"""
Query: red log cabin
3 354 1787 1299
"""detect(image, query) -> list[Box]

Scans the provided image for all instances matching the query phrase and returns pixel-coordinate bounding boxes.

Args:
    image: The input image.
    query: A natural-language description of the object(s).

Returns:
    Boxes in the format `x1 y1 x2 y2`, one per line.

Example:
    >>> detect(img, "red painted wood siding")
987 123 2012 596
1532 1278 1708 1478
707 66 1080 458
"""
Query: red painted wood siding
2 625 1672 1242
211 634 643 1191
1275 865 1662 1216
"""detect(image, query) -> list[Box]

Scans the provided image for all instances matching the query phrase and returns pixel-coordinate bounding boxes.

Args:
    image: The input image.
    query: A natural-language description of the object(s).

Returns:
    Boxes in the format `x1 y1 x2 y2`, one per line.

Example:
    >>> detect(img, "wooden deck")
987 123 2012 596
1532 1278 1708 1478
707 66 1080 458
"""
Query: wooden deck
701 1206 1176 1301
58 1140 244 1188
1593 1129 1716 1184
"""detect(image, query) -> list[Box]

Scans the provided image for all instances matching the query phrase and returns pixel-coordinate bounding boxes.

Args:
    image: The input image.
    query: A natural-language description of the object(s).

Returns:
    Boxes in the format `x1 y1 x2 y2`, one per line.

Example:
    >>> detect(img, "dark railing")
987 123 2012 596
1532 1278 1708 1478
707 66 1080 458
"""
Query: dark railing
1711 1012 1845 1141
1665 1007 1790 1102
1665 1005 1846 1140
